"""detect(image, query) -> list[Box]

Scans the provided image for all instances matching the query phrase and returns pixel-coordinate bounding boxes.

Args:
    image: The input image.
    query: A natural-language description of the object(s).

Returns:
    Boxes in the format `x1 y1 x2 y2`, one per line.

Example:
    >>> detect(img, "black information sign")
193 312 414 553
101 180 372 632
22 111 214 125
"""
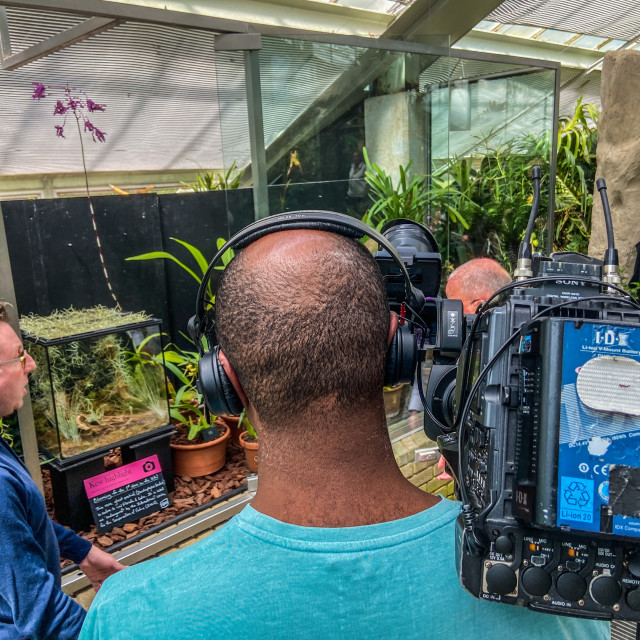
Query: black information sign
83 455 170 533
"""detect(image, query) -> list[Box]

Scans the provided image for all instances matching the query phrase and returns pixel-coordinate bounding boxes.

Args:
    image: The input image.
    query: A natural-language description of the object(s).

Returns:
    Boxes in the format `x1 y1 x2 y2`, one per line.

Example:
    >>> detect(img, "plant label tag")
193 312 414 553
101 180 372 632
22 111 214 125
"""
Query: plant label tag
83 455 170 533
201 425 221 442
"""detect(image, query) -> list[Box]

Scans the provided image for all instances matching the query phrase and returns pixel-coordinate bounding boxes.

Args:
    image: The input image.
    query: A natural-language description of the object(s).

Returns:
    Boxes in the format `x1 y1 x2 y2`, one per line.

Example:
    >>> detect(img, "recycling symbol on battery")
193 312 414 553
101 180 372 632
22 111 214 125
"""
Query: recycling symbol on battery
564 481 590 507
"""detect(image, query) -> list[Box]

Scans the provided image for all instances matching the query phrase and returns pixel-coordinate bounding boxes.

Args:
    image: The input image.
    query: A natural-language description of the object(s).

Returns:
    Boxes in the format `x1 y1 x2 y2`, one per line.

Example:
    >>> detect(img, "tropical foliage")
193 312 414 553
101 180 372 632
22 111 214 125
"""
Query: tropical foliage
361 98 599 270
182 161 244 192
238 407 257 440
553 98 599 253
161 342 214 440
0 417 14 448
127 237 234 305
361 147 432 231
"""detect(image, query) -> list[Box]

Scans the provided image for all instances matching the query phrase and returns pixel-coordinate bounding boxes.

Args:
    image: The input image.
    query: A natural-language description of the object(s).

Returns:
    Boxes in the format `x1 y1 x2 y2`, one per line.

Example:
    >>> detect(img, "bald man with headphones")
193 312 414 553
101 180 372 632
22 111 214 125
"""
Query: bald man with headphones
80 213 607 640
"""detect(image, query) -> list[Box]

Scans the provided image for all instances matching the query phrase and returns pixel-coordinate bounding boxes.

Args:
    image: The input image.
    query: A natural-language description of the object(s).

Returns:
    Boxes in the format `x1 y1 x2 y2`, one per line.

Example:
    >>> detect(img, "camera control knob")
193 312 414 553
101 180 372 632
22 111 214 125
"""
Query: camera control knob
628 553 640 578
522 567 552 597
556 572 587 602
626 589 640 612
495 535 513 555
590 576 622 607
486 564 517 596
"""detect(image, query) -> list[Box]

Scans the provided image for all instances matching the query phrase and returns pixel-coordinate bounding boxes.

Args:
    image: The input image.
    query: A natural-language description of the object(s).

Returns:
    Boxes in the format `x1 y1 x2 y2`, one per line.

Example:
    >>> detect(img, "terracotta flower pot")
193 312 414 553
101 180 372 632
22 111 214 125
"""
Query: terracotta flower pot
170 425 230 478
239 430 259 473
218 415 242 447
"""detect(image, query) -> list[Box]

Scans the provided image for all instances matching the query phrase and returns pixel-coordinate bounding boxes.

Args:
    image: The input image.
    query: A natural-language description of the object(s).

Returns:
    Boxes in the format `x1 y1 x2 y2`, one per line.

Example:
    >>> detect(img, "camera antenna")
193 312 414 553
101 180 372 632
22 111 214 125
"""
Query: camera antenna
596 178 622 291
514 165 541 281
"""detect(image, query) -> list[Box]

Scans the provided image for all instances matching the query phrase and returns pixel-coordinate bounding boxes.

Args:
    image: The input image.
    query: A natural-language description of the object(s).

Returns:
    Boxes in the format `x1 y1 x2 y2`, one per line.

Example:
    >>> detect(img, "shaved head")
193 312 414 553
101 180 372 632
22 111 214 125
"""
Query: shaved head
446 258 511 313
215 230 390 425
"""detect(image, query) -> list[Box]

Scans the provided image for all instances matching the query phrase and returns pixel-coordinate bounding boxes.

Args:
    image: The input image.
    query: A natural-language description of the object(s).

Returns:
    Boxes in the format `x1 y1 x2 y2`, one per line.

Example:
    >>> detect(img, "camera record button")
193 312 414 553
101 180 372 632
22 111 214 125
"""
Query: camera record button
522 567 552 597
556 571 587 602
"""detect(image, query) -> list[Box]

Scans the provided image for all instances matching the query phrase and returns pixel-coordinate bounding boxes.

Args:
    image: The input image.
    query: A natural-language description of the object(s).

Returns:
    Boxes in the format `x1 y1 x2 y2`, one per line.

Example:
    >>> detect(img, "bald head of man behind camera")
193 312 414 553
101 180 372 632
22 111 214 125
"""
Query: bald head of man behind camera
445 258 511 314
214 229 438 527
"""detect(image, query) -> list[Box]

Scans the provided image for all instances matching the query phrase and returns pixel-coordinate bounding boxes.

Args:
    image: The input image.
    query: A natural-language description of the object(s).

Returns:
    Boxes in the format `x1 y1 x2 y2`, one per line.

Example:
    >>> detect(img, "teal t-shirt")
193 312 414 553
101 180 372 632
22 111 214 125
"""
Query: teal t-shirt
80 499 609 639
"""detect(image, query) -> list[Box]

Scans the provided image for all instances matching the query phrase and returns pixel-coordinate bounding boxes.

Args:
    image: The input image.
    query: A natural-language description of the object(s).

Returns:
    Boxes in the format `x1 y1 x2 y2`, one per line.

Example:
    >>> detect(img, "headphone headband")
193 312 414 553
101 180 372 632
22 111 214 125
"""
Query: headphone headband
192 210 425 348
191 210 423 416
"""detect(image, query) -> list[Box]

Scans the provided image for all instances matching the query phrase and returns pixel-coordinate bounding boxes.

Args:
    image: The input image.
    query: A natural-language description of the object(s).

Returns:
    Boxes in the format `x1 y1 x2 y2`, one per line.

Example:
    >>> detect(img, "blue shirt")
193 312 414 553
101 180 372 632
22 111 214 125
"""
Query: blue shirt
0 439 91 639
80 499 608 639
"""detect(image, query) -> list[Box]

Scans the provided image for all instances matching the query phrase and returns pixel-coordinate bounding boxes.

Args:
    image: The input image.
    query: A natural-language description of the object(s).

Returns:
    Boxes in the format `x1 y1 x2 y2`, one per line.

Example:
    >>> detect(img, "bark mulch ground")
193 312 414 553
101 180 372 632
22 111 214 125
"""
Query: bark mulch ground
43 443 252 568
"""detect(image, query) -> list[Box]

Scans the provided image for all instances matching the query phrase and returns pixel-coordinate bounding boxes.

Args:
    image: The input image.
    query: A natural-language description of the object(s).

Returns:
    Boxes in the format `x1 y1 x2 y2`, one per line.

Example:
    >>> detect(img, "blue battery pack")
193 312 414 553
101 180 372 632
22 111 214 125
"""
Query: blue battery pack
554 321 640 538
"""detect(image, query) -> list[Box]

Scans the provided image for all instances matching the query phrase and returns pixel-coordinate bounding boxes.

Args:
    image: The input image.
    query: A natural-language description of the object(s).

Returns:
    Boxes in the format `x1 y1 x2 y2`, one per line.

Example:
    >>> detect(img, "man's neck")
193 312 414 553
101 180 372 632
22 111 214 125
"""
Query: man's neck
249 411 439 527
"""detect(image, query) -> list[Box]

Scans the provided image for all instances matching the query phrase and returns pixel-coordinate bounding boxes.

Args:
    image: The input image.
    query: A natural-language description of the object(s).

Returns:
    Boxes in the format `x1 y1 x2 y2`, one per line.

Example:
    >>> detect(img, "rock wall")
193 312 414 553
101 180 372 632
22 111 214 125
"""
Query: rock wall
589 50 640 280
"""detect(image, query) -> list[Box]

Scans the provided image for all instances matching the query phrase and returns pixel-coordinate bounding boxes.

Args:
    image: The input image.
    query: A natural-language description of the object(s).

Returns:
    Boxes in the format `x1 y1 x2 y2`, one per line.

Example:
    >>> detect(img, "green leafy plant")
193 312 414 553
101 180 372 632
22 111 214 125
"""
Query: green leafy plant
0 417 14 448
425 158 477 233
122 332 169 421
152 340 218 441
238 408 257 441
172 403 217 441
362 147 433 231
553 98 599 254
127 237 233 306
182 161 244 192
421 139 542 268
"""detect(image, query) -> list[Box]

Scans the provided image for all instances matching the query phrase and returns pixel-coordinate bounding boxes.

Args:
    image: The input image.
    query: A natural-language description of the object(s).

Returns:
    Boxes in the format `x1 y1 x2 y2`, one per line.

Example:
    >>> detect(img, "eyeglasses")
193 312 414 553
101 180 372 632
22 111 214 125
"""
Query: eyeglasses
0 349 28 369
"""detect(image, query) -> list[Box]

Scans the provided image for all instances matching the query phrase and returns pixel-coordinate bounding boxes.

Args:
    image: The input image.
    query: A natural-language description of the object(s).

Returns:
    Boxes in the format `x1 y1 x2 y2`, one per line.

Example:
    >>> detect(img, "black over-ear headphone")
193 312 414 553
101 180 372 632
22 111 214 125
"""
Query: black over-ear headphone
188 210 427 417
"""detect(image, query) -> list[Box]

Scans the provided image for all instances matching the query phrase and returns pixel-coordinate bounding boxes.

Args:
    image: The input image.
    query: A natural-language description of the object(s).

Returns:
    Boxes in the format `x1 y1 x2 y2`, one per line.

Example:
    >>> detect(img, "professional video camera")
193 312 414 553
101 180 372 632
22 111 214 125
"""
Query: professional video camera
375 169 640 623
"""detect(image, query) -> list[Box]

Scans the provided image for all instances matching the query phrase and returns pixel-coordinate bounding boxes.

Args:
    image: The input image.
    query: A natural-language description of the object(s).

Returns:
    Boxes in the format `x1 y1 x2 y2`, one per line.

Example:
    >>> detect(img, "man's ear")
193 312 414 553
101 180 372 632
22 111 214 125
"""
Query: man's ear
388 311 399 346
217 350 249 407
468 298 487 314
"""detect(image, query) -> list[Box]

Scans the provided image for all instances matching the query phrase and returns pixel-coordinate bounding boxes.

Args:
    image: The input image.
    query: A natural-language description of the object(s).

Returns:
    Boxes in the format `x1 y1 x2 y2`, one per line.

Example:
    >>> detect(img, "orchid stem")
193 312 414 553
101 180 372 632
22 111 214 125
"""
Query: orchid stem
73 108 119 307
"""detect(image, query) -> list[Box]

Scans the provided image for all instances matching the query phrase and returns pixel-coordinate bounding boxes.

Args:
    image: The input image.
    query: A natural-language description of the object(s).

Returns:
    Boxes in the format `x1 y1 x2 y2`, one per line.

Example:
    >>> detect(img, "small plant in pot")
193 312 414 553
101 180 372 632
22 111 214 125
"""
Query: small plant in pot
160 342 230 477
237 408 258 473
169 388 230 477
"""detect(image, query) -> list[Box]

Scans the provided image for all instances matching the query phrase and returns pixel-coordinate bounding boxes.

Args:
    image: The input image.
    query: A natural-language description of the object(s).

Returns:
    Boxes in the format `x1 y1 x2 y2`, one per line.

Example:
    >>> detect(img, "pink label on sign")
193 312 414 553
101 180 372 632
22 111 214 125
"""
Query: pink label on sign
83 455 162 499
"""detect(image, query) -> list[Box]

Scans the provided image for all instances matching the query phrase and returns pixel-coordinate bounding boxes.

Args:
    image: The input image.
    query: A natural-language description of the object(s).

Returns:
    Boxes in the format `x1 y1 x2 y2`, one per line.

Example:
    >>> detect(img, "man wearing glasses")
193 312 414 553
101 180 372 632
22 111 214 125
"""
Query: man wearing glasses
0 303 124 639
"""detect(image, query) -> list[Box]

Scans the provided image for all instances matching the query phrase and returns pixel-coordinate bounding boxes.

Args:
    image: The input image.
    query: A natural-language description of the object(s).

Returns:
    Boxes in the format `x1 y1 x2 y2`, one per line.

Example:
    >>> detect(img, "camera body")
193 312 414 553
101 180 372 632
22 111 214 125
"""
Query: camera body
376 221 640 622
454 256 640 622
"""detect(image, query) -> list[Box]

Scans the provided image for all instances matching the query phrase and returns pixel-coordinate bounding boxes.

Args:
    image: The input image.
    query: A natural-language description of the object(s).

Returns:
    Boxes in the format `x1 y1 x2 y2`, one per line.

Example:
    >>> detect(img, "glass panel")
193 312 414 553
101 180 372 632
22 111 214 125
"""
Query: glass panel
571 34 608 50
253 36 556 276
535 28 577 45
500 24 542 39
428 61 556 266
258 36 443 228
598 39 626 52
475 20 501 32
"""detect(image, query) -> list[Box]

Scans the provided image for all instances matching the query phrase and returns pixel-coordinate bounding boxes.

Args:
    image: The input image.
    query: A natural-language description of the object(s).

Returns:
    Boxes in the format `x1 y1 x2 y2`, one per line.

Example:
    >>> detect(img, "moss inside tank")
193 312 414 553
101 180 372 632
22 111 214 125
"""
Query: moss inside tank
23 308 169 459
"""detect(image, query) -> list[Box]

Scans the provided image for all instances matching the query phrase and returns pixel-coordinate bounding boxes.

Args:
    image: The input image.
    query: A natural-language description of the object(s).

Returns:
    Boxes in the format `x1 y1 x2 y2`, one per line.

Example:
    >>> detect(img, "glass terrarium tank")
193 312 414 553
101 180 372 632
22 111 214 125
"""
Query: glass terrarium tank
22 307 170 460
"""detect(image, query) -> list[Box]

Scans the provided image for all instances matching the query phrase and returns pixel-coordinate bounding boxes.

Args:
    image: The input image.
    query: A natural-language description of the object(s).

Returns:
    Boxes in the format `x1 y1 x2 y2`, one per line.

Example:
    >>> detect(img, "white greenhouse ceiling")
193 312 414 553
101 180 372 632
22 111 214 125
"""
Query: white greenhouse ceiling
0 0 502 183
486 0 640 41
2 0 638 186
456 0 640 112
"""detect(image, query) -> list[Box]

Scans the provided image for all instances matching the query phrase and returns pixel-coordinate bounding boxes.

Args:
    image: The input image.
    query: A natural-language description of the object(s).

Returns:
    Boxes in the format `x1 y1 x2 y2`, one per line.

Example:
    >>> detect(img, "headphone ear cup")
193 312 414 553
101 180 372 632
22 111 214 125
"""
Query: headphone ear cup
198 346 244 416
384 321 417 388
